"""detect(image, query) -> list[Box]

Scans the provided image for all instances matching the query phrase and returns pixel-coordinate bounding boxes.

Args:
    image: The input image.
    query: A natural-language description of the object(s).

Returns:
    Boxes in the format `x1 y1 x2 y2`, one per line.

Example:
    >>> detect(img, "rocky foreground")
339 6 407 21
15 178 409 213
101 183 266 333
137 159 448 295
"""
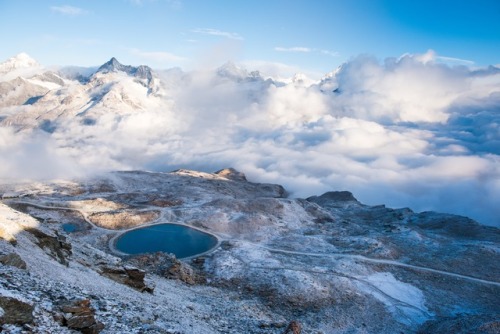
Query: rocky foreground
0 169 499 333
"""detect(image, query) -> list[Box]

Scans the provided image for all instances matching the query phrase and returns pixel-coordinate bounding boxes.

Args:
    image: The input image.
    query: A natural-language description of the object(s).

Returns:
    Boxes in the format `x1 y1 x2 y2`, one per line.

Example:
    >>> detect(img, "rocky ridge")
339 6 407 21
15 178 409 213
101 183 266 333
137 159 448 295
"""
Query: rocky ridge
0 168 498 333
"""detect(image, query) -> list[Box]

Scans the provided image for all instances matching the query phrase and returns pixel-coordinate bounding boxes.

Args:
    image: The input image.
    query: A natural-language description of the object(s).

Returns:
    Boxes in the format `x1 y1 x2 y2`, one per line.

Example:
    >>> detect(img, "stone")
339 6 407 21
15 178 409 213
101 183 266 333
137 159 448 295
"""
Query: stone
88 210 160 230
25 228 72 266
0 252 27 269
0 296 34 325
282 320 302 334
164 259 199 285
100 266 154 293
59 299 104 334
127 252 204 285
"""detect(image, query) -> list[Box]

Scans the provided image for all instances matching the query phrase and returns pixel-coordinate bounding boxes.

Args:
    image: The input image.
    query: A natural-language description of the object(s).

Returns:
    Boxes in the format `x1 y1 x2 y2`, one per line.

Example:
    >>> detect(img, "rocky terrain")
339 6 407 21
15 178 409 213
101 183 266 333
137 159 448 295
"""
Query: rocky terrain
0 168 498 333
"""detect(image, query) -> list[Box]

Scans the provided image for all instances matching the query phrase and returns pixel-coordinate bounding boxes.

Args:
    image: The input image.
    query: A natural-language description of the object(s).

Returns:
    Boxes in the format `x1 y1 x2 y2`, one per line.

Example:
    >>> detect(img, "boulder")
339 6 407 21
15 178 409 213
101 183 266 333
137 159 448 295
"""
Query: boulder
127 252 204 285
100 266 154 293
163 258 200 285
282 320 302 334
58 299 104 334
0 296 34 325
0 252 26 269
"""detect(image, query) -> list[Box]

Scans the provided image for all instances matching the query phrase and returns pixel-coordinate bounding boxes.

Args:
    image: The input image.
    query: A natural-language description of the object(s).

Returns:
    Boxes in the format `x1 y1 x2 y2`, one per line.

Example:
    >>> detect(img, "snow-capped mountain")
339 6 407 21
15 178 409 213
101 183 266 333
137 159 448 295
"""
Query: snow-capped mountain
0 55 165 131
0 52 499 333
0 52 499 227
0 53 40 78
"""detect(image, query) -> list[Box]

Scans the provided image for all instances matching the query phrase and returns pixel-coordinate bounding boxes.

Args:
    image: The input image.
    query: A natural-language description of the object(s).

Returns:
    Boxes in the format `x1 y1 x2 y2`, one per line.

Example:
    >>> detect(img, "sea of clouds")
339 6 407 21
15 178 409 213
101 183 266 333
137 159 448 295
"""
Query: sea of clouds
1 51 499 226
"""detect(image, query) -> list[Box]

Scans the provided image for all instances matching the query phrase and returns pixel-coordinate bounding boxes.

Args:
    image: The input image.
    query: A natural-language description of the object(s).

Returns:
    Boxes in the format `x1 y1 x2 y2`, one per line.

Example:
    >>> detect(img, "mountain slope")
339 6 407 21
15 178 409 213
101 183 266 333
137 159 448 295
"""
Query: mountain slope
0 169 498 333
0 56 165 131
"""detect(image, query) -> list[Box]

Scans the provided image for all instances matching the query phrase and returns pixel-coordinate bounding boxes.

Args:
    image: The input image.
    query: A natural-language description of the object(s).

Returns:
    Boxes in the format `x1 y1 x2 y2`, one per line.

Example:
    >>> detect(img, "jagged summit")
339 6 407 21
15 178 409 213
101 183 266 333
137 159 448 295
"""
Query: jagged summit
97 57 153 80
95 57 155 89
97 57 135 75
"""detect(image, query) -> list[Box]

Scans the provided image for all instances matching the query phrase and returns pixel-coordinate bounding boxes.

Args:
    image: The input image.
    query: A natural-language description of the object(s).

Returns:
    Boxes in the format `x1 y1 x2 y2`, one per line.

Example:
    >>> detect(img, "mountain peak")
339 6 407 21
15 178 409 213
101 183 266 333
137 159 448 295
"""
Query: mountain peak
94 57 155 92
97 57 129 73
0 52 40 73
96 57 153 79
216 61 248 80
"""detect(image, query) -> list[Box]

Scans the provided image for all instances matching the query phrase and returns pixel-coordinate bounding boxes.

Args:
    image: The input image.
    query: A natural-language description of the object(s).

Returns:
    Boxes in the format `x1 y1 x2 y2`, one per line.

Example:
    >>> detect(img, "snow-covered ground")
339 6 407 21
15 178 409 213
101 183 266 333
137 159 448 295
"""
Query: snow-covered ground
1 169 498 333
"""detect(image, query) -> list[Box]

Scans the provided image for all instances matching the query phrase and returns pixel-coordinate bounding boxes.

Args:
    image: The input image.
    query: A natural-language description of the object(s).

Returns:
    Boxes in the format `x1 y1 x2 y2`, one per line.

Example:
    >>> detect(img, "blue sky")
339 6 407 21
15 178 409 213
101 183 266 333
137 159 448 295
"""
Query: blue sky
1 0 499 76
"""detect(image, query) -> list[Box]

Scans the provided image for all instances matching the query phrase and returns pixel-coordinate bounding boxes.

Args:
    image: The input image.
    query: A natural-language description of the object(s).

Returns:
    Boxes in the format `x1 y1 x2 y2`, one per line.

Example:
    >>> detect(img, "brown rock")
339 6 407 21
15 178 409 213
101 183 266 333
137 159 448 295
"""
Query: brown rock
282 320 302 334
100 266 154 293
149 198 183 207
59 299 104 334
0 252 27 269
0 296 34 325
88 210 160 229
25 228 72 266
164 259 198 285
127 252 204 285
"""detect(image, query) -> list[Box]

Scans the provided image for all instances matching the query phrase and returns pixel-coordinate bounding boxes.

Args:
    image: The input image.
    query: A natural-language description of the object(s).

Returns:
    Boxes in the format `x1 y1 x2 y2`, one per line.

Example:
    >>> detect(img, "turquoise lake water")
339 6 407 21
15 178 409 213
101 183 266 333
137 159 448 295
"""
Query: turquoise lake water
114 223 218 258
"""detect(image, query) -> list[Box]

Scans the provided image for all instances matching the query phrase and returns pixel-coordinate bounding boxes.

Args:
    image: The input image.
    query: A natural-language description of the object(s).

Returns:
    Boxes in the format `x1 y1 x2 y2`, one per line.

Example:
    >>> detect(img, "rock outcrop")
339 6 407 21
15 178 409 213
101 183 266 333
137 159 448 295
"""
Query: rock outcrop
215 168 248 182
100 266 154 293
26 228 72 266
283 320 302 334
307 190 358 204
0 295 34 326
127 252 204 285
0 252 26 269
0 169 498 333
58 299 104 334
88 210 160 229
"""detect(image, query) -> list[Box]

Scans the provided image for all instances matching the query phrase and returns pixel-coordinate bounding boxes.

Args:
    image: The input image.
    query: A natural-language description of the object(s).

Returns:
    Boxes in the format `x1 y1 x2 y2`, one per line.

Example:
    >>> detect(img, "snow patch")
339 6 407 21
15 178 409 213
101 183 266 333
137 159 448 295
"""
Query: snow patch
356 272 431 325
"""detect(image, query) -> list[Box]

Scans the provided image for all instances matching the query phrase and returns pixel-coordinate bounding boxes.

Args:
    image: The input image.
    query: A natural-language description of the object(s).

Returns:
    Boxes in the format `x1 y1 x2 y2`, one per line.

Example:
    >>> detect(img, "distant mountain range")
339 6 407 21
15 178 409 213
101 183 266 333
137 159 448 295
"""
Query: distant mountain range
0 53 339 133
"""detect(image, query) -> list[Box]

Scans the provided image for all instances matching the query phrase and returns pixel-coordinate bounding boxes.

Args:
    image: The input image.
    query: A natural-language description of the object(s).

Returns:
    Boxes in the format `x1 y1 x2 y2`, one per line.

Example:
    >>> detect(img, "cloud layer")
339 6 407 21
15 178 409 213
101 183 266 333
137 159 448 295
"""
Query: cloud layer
1 51 499 226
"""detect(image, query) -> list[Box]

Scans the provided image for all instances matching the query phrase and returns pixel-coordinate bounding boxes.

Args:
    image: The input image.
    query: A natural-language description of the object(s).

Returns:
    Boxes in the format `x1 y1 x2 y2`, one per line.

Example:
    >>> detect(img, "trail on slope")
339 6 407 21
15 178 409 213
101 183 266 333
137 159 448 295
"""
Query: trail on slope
253 243 500 287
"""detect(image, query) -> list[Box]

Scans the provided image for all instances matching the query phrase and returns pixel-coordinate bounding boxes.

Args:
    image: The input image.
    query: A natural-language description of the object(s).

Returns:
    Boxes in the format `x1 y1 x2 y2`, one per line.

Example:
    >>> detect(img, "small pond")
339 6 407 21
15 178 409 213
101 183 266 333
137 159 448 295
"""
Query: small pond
62 223 78 233
114 223 218 258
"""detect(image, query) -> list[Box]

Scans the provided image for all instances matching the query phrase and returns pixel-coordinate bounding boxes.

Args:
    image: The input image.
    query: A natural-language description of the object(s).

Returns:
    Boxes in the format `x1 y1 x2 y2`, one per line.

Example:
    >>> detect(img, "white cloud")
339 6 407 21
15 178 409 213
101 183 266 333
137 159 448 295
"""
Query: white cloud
320 49 340 57
331 52 473 123
192 28 243 40
436 55 475 66
274 47 312 53
241 60 323 79
50 5 88 16
1 51 499 226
